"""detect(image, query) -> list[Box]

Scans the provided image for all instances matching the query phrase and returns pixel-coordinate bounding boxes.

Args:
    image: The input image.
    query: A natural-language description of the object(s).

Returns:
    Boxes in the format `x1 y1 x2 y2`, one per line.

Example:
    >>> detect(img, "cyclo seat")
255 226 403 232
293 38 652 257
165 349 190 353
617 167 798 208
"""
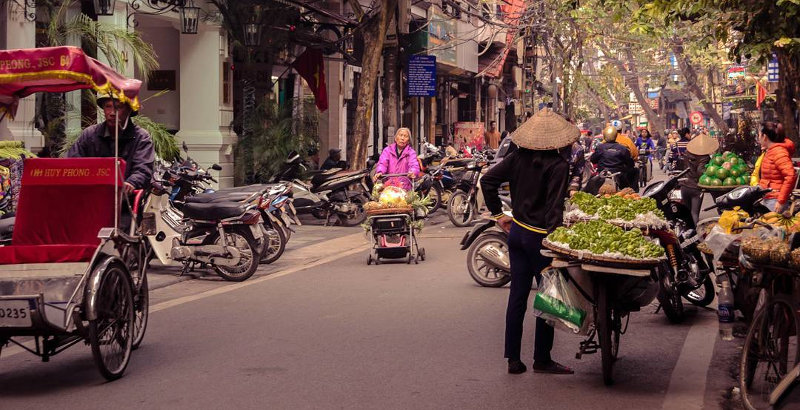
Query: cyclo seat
181 201 246 221
184 191 253 204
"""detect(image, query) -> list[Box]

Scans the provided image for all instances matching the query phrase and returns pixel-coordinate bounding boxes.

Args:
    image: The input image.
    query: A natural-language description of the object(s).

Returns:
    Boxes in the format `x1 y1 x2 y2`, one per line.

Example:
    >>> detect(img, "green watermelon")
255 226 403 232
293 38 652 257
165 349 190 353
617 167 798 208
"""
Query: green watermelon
699 175 712 185
730 168 741 178
710 178 723 186
723 177 737 186
716 167 730 179
712 156 725 166
738 175 749 185
729 157 741 167
706 165 720 176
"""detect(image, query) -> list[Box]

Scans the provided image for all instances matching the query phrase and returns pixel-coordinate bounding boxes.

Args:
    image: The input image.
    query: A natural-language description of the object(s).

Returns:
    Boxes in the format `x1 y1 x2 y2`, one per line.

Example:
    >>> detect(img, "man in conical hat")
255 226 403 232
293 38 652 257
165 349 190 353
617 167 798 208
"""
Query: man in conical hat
481 108 578 375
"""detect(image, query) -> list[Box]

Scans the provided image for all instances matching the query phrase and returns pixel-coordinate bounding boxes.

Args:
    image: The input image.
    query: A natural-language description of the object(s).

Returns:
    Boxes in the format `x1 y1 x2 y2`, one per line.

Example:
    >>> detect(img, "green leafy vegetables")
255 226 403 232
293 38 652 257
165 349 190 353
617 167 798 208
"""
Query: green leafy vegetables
548 220 665 259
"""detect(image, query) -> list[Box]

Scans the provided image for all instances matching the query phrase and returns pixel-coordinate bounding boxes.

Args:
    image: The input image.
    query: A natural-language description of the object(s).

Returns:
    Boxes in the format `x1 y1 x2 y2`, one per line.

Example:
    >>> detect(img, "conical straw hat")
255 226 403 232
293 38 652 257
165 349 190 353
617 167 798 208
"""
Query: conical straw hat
511 108 580 150
686 132 719 156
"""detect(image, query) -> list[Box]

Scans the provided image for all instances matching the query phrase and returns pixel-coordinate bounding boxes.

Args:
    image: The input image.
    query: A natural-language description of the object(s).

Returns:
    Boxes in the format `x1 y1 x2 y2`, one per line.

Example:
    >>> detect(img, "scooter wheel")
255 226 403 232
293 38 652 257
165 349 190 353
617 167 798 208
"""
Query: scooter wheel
367 254 373 265
418 248 426 261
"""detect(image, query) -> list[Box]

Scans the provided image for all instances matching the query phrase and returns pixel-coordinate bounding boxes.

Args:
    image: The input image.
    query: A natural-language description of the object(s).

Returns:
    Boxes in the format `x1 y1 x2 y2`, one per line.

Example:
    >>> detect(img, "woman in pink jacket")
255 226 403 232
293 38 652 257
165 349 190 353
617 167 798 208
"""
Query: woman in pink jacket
374 128 420 190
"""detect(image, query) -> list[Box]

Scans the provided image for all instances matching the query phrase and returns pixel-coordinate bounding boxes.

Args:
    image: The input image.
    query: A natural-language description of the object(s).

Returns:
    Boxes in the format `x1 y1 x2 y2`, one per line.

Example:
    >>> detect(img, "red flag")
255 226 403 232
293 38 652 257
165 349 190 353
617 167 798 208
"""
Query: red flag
756 80 766 109
291 48 328 111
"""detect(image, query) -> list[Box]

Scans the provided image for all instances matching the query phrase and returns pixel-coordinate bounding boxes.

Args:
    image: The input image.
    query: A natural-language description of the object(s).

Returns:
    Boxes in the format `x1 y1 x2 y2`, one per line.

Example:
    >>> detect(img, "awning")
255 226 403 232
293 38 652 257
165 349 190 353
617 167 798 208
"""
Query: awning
0 46 141 118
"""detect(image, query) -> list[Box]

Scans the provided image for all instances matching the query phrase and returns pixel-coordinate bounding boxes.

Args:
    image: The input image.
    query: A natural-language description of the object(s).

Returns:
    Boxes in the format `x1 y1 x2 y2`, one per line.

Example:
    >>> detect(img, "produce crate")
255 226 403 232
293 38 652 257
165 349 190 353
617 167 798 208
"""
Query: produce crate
366 206 413 216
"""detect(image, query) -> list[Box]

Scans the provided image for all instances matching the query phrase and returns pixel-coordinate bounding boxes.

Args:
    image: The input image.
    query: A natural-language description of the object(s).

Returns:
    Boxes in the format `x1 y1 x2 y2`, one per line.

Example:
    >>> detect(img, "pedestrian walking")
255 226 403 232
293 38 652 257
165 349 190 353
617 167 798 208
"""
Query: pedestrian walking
481 108 579 375
484 121 501 150
755 122 797 212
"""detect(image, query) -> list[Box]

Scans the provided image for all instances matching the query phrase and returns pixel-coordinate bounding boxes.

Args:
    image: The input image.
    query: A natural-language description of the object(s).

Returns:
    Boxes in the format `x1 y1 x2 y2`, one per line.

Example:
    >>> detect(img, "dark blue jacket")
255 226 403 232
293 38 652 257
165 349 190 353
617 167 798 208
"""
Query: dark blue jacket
67 122 155 189
590 142 634 173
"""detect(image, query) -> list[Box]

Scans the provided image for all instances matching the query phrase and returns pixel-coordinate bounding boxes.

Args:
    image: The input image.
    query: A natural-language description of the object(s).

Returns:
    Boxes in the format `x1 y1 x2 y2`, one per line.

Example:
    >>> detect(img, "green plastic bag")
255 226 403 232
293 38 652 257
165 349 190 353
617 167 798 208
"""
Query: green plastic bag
533 269 590 334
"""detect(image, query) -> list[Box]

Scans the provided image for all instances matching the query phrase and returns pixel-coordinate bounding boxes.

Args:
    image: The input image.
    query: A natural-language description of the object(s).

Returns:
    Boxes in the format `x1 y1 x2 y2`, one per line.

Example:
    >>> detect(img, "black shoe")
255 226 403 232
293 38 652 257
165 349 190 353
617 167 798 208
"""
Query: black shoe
508 359 527 374
533 360 574 374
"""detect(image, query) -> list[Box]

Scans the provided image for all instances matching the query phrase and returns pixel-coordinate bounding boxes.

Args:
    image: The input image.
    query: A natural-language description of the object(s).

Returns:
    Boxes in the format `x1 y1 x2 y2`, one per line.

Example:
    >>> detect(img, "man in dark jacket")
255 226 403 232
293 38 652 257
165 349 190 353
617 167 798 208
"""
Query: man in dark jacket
67 94 154 193
481 109 578 376
590 125 634 190
321 148 344 170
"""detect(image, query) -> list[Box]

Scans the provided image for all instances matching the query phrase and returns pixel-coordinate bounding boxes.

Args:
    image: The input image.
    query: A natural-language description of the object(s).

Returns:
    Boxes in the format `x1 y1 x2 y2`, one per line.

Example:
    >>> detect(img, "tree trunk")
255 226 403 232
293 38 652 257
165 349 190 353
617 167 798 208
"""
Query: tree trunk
348 1 398 170
601 45 666 133
776 49 800 147
671 40 729 134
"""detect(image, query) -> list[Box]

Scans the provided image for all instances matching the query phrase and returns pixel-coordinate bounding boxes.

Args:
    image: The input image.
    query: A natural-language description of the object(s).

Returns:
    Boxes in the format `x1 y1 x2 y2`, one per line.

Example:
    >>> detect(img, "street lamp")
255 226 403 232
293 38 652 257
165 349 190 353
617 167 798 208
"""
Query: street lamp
93 0 117 16
244 23 262 47
181 1 200 34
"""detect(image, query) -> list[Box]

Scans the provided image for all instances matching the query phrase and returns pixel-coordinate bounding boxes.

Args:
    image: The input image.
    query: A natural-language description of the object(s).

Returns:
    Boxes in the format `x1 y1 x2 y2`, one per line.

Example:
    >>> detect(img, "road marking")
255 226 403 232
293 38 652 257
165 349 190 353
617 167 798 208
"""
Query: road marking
662 312 719 410
150 244 366 313
0 243 367 361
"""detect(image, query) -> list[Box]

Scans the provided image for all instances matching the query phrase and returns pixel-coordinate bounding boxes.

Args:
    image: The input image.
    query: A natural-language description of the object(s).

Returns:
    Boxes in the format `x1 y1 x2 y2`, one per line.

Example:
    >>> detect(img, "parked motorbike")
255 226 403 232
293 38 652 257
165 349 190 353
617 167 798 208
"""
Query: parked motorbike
460 215 511 287
274 153 370 226
140 179 263 282
641 169 716 322
447 154 505 227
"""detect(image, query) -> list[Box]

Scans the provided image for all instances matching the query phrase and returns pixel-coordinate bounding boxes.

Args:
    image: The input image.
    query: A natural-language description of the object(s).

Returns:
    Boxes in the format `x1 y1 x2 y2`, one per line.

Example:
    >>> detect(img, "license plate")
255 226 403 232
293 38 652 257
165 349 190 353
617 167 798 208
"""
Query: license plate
0 300 33 327
250 224 264 240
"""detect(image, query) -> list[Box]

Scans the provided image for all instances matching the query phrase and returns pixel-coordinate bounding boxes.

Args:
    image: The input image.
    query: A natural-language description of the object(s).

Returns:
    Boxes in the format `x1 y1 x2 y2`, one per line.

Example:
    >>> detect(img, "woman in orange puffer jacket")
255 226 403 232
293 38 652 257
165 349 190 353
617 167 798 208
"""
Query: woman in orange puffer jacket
757 122 797 212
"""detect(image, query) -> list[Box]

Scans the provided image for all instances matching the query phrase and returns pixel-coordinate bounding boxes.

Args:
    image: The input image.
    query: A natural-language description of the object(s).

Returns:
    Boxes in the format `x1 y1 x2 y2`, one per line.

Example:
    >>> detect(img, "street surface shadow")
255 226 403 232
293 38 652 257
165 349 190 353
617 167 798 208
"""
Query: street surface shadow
0 353 107 395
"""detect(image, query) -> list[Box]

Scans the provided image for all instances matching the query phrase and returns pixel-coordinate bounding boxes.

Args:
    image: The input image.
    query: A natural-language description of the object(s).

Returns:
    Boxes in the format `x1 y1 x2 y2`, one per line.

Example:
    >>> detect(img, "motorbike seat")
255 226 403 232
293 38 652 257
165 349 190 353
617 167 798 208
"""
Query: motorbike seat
0 216 14 238
181 202 247 221
215 183 274 194
311 169 366 187
184 191 254 204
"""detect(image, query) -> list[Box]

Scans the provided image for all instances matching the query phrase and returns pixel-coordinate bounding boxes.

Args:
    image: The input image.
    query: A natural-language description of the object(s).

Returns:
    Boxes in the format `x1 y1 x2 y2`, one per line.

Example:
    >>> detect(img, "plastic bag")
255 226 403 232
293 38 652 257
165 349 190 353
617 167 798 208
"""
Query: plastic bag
533 268 593 335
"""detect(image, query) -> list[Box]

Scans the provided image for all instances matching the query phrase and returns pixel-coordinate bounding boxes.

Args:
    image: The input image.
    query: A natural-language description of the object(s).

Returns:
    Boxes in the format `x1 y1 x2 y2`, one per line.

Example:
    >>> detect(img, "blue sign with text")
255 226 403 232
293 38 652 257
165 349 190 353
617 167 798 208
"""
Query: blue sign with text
768 54 779 83
407 55 437 97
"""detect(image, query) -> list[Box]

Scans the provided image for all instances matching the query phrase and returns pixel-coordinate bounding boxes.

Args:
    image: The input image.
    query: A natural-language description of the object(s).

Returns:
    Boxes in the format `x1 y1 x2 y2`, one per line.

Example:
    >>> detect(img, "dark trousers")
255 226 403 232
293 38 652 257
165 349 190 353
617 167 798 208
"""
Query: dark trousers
680 186 703 226
505 223 554 362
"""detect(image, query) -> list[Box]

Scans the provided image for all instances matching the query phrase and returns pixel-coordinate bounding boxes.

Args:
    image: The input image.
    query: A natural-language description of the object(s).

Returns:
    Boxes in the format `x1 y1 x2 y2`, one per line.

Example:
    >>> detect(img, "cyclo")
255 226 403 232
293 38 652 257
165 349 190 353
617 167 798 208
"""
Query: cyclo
0 46 149 380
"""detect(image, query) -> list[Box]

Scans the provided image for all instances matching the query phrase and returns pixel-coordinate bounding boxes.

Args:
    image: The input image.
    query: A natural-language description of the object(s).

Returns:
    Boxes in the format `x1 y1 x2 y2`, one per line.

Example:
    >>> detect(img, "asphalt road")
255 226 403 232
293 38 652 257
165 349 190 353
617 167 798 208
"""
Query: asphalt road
0 218 724 409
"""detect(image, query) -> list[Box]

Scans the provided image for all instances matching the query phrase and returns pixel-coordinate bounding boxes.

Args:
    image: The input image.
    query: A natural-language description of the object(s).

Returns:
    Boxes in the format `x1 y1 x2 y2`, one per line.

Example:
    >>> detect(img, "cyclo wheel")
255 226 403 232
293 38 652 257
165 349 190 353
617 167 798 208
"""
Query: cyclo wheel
597 277 616 386
131 274 149 350
739 295 800 410
88 264 134 381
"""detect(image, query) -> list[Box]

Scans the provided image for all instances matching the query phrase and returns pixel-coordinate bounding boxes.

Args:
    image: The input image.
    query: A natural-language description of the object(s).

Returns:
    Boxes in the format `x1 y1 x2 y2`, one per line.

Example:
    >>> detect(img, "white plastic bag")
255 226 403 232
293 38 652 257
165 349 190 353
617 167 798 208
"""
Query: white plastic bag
533 268 594 335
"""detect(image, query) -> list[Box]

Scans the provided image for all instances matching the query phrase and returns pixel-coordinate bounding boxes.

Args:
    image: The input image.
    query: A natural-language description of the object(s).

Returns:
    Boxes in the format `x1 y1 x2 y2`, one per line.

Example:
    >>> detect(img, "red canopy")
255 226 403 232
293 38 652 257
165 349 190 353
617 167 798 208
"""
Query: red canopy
0 46 141 118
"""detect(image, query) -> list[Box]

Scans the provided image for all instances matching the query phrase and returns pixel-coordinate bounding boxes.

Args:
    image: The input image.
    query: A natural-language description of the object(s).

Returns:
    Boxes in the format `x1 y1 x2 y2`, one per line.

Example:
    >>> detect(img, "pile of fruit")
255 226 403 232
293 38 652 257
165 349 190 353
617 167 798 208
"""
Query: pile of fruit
566 191 667 228
760 211 800 233
547 220 665 260
741 236 791 266
698 151 750 187
363 183 431 213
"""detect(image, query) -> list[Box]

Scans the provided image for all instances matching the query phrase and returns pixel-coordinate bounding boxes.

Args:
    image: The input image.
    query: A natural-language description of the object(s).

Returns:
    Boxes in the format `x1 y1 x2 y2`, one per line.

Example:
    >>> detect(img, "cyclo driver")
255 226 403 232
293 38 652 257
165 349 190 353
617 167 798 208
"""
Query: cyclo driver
67 93 155 229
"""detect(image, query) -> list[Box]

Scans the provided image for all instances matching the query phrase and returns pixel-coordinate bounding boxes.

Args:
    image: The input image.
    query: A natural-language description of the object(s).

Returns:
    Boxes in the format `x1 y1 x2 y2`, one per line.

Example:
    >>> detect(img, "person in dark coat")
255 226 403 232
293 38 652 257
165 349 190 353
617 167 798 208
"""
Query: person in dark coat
590 125 634 190
680 133 718 225
67 94 154 193
321 148 343 170
481 108 578 376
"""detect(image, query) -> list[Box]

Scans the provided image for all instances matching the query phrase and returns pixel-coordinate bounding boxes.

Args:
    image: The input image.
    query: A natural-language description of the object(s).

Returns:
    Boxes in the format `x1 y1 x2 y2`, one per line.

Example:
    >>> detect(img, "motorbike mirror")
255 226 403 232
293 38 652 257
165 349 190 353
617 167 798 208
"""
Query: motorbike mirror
211 163 222 171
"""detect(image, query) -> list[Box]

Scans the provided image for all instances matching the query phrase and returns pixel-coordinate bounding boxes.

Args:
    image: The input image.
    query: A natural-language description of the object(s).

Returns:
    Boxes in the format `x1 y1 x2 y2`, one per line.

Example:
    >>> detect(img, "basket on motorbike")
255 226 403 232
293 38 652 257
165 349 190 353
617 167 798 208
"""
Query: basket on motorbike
365 175 425 265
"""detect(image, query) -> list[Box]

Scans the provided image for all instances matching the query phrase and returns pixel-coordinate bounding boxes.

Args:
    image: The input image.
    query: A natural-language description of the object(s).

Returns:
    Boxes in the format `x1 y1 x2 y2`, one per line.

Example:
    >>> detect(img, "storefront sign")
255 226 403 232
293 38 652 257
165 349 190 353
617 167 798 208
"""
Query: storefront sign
407 55 437 97
427 7 457 67
690 111 704 125
454 122 485 150
768 54 779 83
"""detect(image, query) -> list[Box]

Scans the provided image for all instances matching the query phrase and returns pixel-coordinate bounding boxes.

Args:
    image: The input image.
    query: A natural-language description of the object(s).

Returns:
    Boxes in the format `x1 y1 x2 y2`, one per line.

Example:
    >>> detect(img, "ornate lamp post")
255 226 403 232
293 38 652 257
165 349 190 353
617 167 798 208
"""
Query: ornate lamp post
93 0 117 16
180 1 200 34
244 22 262 47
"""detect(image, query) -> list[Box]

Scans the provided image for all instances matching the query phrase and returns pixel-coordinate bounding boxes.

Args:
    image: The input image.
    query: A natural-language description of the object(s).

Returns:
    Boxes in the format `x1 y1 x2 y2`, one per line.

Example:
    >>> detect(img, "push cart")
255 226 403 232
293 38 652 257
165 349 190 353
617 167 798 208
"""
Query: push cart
0 46 149 381
366 174 426 265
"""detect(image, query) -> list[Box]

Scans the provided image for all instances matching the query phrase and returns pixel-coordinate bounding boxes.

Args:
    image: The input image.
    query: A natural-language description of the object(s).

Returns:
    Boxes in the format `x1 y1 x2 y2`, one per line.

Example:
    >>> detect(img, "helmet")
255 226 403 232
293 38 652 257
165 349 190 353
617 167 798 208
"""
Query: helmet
96 92 138 116
602 125 618 142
